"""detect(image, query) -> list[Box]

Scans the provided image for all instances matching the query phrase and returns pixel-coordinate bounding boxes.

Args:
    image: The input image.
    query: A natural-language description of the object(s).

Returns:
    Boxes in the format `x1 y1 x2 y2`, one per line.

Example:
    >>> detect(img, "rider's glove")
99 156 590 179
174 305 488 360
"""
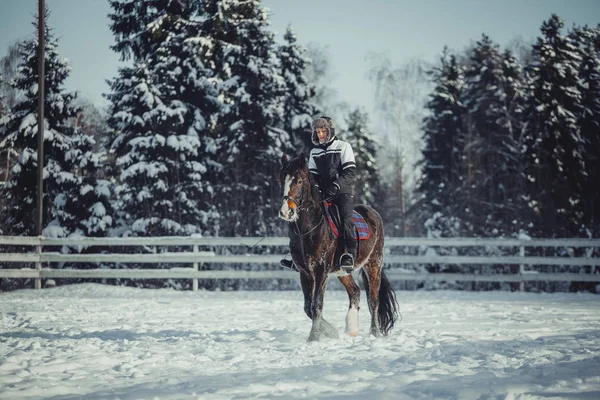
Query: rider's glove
325 182 340 198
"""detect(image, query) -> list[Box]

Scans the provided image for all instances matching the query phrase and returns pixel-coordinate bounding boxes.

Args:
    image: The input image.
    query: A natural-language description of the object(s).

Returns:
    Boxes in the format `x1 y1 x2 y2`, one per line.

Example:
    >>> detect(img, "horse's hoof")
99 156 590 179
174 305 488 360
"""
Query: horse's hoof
321 319 339 339
308 319 339 341
347 330 359 337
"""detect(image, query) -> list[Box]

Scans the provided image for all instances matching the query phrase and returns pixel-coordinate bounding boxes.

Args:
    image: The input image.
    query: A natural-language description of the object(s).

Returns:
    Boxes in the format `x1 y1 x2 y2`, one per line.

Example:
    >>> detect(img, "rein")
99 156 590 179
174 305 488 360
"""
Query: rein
284 179 327 237
292 214 325 237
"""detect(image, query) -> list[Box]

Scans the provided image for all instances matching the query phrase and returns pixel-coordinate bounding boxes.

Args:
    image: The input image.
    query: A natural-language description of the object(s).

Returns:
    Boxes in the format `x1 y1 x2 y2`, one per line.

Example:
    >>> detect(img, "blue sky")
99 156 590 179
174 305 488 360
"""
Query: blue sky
0 0 599 115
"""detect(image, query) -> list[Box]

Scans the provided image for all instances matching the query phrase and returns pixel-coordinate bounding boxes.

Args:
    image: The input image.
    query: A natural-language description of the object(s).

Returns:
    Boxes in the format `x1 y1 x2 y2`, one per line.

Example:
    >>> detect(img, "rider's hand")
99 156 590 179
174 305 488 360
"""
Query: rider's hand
325 182 340 198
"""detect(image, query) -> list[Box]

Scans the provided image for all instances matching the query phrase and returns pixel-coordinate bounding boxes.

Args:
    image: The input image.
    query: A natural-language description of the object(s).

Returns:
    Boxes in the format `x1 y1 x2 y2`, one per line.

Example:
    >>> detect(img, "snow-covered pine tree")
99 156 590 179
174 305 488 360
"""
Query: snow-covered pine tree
341 108 380 206
416 50 466 237
203 0 291 236
277 25 318 153
107 63 212 237
0 10 108 239
522 15 585 237
462 35 525 236
499 49 529 234
107 0 220 237
571 25 600 235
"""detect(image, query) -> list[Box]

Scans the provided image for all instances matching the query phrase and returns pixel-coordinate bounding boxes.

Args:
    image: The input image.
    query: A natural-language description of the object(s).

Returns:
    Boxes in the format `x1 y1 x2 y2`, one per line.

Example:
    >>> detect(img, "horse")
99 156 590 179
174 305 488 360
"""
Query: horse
279 153 399 341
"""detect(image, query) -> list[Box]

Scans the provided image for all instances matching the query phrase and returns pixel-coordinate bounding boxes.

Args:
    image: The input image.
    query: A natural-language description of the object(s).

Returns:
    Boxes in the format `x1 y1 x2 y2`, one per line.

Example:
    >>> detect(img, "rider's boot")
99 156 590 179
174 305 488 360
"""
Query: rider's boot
280 258 296 271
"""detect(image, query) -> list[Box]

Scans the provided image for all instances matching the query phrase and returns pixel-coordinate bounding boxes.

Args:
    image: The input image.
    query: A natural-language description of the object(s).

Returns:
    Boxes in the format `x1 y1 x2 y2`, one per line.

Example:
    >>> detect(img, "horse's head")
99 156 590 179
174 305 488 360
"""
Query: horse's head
279 153 312 222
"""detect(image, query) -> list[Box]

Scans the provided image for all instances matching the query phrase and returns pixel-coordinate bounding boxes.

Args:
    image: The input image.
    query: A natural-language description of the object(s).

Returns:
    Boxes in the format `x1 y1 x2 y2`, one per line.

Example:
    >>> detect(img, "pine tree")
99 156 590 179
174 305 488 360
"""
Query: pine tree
278 25 318 153
571 25 600 235
522 15 585 236
203 0 292 236
107 63 213 236
462 35 525 236
417 50 466 236
107 0 220 237
499 49 529 233
341 108 380 205
0 10 107 238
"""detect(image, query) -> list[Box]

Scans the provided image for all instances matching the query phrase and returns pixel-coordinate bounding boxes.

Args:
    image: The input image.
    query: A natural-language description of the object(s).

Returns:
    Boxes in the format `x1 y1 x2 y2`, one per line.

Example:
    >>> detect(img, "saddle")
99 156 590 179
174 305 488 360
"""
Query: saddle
324 202 371 240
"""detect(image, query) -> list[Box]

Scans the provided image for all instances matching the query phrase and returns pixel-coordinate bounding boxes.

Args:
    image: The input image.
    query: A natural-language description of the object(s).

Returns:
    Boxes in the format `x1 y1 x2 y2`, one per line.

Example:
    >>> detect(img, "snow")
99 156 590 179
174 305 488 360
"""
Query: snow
1 284 599 399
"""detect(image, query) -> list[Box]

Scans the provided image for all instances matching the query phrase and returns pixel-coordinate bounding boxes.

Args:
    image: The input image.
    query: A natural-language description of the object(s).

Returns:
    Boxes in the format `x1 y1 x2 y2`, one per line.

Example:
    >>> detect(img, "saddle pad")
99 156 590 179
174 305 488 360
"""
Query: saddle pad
327 210 371 240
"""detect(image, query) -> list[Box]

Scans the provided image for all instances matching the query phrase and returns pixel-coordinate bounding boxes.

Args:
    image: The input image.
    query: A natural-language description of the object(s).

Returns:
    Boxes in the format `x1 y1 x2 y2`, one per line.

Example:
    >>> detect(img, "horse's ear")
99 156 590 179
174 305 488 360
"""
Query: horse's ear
281 154 288 165
298 152 306 168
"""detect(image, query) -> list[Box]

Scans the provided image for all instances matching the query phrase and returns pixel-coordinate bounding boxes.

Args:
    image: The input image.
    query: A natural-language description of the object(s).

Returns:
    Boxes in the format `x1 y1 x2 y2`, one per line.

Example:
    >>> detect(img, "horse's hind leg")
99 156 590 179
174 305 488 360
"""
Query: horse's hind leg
338 274 360 337
362 260 382 337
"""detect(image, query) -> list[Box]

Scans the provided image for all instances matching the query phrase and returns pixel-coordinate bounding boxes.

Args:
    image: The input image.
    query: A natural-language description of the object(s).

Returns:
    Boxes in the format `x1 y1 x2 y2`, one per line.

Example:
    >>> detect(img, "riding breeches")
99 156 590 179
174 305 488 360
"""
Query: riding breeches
335 193 357 256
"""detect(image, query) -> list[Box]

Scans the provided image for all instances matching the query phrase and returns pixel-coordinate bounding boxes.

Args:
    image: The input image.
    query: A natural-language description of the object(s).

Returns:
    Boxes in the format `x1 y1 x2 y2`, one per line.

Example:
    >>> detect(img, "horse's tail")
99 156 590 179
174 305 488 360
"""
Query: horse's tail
361 267 399 335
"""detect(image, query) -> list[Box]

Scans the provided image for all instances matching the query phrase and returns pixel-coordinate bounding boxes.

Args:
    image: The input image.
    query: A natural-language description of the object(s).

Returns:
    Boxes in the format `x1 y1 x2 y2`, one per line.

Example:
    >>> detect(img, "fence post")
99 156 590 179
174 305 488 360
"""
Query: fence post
192 244 198 292
35 240 42 290
519 244 525 292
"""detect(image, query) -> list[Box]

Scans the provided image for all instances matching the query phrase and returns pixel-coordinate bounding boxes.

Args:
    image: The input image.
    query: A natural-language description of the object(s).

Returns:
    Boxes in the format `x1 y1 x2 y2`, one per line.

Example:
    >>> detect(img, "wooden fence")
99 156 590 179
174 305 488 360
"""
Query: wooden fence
0 236 599 291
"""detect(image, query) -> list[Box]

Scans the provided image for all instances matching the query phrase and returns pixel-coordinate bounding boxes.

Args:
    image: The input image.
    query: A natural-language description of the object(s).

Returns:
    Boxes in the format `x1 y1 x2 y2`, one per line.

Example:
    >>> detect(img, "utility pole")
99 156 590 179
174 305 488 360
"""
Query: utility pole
37 0 45 237
35 0 45 290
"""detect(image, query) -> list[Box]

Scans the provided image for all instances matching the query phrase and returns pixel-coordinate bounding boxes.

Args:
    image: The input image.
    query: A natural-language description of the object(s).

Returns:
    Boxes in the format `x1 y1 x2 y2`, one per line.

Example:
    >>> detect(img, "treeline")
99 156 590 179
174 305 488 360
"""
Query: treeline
0 4 597 291
416 15 600 240
0 0 381 290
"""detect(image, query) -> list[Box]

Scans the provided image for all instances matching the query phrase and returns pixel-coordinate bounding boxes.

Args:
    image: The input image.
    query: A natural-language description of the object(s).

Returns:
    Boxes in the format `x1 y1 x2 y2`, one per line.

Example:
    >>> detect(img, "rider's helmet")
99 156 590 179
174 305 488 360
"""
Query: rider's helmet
311 116 336 145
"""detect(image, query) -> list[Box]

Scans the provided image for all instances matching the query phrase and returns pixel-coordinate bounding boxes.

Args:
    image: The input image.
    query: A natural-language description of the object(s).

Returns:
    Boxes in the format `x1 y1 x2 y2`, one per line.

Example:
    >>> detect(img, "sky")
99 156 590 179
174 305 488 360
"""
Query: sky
1 283 599 398
0 0 599 116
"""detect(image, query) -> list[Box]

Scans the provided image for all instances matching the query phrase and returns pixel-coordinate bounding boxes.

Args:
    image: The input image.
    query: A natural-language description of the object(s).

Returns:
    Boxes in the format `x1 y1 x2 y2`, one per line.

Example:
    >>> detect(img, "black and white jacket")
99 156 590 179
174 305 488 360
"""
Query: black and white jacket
308 138 356 195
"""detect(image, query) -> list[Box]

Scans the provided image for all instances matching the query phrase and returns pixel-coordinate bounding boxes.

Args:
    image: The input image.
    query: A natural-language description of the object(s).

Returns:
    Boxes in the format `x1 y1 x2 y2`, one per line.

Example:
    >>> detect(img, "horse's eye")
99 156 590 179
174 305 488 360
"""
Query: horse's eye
297 178 303 184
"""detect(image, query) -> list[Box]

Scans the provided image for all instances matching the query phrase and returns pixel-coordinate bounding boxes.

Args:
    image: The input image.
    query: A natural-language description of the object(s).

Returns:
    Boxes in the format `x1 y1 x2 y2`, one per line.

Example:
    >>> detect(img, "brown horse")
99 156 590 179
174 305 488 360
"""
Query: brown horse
279 154 398 341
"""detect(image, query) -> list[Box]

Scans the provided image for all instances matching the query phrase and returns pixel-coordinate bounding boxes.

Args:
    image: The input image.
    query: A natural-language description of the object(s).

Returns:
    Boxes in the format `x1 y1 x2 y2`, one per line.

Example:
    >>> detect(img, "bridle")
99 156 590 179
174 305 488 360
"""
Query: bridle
282 175 325 237
282 177 305 211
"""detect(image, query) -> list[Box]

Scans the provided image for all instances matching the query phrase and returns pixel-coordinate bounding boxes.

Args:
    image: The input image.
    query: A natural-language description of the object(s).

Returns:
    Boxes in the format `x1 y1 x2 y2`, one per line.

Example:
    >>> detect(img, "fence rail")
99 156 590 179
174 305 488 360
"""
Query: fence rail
1 236 599 291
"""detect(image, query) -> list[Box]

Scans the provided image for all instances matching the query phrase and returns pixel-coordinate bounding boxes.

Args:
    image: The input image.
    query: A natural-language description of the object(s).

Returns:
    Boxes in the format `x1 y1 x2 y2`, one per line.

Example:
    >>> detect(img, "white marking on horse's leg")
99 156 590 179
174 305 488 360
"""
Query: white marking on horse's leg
279 175 294 221
345 305 359 337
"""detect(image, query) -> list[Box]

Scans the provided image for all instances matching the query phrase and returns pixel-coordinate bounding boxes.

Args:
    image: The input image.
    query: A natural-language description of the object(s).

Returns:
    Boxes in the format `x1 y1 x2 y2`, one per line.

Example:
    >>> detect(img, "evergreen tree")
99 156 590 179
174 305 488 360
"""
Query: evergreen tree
522 15 585 236
0 10 108 238
416 50 466 236
462 35 525 236
571 25 600 235
203 0 292 236
341 108 380 205
277 25 318 153
107 0 220 237
107 63 213 236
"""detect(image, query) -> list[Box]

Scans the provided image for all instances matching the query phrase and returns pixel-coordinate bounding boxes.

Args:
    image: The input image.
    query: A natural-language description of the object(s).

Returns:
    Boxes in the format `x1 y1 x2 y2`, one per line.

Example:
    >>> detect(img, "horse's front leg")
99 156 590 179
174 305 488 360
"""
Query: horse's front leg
300 271 314 319
307 266 339 341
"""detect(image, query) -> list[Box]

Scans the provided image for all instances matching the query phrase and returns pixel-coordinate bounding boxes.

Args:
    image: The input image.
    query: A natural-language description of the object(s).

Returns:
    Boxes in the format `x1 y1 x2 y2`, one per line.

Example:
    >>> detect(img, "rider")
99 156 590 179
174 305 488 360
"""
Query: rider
281 116 358 272
309 116 357 270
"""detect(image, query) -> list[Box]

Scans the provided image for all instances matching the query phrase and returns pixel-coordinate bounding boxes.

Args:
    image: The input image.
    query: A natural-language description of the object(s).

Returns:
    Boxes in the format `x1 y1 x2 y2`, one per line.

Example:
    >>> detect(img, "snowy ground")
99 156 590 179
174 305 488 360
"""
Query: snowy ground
1 284 599 400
